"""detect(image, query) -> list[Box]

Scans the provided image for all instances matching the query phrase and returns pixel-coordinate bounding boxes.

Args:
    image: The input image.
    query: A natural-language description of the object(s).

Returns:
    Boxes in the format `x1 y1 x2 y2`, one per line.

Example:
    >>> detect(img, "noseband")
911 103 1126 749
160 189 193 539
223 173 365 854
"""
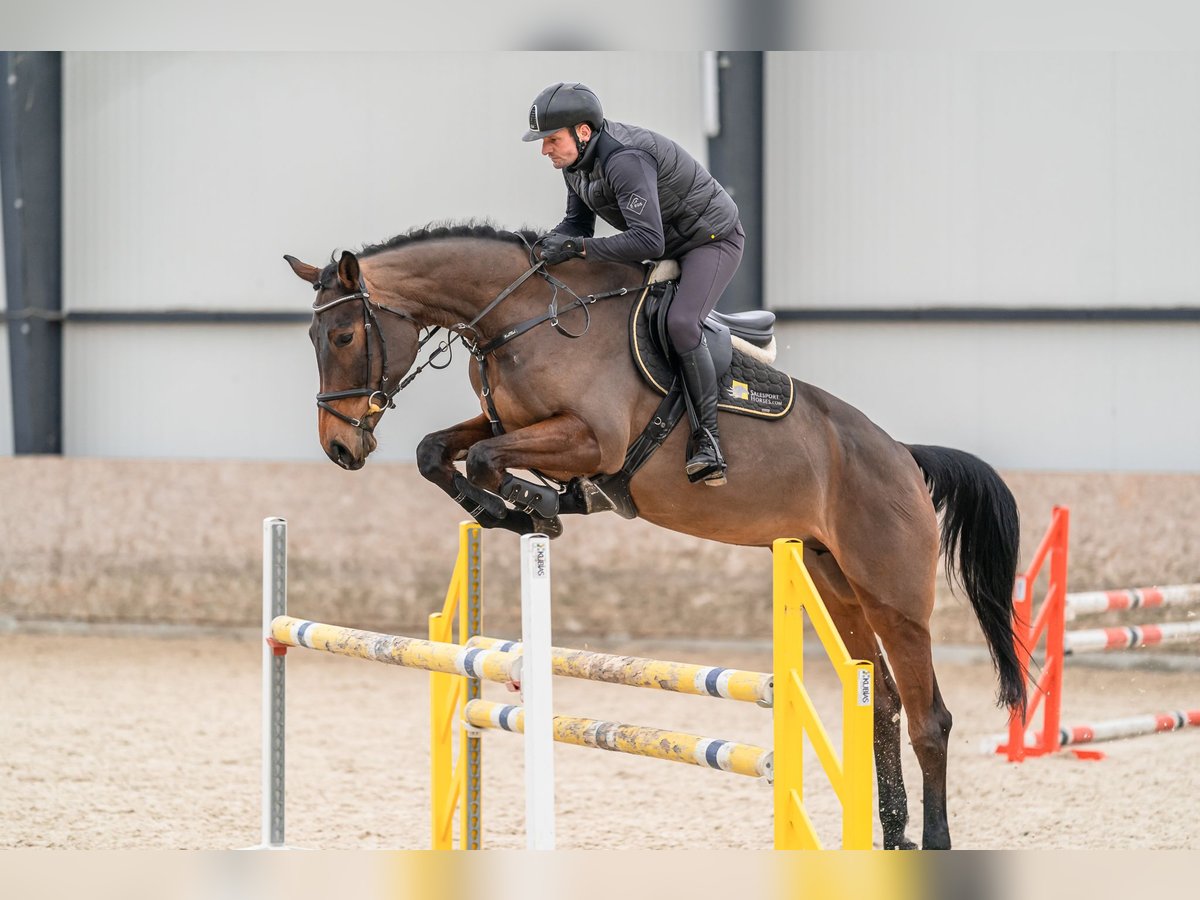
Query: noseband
311 279 417 430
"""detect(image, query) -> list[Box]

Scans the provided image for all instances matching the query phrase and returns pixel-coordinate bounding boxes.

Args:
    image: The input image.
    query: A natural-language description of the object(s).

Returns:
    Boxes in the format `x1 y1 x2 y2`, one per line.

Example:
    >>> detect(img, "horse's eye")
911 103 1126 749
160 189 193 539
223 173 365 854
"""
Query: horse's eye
336 333 354 347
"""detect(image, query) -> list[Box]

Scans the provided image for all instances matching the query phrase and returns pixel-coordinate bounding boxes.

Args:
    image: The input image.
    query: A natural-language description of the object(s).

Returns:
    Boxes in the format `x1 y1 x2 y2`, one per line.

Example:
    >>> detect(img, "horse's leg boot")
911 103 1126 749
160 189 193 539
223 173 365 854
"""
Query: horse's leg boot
452 472 508 519
499 474 561 519
678 342 727 486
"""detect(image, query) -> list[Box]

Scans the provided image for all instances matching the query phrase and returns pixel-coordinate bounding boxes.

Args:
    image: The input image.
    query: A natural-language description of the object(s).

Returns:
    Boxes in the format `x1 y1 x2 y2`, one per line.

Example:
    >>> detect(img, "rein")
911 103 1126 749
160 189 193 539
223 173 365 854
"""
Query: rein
311 235 643 434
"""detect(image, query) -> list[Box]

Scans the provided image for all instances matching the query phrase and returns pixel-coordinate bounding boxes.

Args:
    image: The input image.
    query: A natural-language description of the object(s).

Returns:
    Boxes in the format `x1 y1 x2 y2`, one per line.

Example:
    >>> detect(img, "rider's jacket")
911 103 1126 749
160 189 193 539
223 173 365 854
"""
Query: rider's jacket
553 120 739 261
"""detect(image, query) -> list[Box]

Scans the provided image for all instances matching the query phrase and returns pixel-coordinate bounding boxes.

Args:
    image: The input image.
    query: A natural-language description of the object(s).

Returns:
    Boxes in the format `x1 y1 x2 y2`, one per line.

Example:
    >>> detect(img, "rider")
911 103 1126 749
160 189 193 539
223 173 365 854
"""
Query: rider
523 82 744 487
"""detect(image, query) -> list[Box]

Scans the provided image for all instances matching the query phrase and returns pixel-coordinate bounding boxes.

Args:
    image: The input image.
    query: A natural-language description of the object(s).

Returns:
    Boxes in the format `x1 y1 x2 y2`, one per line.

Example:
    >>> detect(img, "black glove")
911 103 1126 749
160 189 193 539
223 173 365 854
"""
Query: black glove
536 233 586 266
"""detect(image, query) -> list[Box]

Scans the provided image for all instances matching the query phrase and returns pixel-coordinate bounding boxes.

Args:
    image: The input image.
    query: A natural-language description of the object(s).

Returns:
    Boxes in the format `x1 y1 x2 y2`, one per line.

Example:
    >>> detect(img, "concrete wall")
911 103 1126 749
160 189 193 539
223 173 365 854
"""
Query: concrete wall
2 458 1197 638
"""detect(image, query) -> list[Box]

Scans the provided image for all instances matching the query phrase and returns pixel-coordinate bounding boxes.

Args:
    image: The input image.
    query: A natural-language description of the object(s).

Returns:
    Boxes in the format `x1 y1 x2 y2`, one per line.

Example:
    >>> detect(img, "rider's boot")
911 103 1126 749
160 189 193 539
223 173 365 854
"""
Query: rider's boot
678 340 727 486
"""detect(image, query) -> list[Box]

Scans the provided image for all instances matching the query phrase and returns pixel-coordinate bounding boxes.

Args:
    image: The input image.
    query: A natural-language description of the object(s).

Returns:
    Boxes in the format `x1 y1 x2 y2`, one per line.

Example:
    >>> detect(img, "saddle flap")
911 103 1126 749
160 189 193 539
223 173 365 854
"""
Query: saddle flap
630 284 794 420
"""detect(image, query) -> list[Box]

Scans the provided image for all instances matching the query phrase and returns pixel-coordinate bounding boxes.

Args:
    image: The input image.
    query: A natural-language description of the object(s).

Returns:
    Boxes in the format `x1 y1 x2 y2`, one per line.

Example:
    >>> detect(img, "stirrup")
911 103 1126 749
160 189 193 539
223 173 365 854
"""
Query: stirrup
684 428 725 484
685 460 727 485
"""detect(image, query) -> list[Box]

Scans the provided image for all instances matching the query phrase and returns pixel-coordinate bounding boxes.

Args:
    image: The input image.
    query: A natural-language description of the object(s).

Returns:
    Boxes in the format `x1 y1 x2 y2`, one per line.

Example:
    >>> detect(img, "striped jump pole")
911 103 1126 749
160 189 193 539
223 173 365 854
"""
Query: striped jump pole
1065 584 1200 619
992 507 1200 762
269 616 521 683
468 636 773 706
465 699 773 779
983 709 1200 755
1064 620 1200 654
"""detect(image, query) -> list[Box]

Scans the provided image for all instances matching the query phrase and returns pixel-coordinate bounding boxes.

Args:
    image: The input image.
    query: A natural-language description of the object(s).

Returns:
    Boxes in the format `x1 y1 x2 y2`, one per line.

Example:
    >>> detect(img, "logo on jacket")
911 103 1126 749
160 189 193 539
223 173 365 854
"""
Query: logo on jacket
529 104 539 131
626 193 647 215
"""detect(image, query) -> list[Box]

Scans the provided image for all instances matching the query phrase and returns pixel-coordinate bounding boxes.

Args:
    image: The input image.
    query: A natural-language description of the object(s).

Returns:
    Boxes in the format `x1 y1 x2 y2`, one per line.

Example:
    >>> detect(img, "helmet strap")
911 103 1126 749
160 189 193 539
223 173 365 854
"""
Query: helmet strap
570 125 588 160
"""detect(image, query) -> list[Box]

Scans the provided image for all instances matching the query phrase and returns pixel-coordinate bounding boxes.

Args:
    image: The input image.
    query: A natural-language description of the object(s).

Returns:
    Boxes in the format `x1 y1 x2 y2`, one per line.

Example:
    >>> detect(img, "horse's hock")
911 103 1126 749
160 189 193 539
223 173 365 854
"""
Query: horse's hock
1 458 1199 640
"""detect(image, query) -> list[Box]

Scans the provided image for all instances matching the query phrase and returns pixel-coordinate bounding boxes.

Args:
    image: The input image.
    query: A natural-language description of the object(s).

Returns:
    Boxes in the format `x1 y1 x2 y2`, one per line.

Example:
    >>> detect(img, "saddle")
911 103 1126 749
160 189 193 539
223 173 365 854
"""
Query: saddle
574 262 795 520
633 262 794 420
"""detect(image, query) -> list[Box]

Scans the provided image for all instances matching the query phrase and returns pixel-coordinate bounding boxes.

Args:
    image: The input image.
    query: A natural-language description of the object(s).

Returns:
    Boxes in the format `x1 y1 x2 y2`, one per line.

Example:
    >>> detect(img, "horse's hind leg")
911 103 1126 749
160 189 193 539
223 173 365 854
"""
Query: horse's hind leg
804 546 916 850
838 535 954 850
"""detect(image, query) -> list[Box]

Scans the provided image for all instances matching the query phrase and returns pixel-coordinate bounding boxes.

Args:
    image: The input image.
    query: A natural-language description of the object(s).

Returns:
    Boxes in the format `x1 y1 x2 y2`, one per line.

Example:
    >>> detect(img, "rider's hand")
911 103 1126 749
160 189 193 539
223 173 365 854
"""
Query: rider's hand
537 233 586 266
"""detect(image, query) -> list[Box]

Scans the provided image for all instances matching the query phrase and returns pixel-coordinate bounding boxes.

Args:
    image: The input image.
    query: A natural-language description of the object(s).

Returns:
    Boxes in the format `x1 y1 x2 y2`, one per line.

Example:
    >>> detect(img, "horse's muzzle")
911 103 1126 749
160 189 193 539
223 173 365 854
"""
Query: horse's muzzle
327 440 362 470
324 429 374 472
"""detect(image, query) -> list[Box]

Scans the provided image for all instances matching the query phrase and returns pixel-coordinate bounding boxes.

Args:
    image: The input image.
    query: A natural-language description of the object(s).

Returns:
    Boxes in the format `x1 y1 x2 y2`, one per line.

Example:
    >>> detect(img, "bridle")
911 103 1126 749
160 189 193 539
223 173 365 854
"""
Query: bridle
311 278 423 431
311 236 641 435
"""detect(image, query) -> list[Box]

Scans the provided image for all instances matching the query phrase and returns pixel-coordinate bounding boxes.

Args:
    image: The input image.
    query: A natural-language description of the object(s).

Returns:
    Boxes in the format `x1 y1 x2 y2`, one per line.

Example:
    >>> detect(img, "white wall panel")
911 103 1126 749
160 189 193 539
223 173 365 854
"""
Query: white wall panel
774 321 1200 473
59 51 708 459
62 323 482 460
64 52 707 313
766 52 1200 310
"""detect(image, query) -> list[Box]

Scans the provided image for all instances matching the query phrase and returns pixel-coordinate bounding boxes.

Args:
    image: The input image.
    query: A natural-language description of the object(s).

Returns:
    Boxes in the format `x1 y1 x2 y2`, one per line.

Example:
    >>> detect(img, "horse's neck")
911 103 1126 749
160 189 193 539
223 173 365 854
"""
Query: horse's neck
366 243 639 340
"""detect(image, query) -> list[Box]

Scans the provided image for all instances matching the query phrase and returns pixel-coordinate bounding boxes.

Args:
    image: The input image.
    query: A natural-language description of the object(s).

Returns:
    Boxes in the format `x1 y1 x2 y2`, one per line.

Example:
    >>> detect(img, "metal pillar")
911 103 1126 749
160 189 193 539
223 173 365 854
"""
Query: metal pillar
0 52 63 453
260 517 288 848
705 51 763 314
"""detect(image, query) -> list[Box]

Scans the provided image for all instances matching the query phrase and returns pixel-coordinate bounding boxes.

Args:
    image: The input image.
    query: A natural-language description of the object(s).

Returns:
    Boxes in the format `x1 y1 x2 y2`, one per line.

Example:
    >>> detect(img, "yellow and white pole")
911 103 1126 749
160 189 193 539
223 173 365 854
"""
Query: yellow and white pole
465 700 773 778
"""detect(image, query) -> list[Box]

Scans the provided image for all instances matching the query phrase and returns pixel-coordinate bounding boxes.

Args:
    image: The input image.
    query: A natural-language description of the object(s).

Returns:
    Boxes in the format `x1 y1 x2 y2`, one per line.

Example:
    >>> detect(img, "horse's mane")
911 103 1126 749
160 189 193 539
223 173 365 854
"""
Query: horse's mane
357 220 541 259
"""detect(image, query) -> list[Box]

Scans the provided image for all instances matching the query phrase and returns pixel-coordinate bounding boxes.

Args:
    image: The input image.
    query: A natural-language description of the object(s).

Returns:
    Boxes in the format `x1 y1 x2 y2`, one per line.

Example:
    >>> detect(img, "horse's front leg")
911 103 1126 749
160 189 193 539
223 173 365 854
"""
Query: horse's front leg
464 413 604 535
415 413 523 530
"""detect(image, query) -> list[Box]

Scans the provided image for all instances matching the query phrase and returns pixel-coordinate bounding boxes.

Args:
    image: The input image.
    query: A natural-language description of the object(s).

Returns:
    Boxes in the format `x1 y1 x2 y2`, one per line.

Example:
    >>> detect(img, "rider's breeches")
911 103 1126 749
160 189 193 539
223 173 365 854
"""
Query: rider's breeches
666 221 745 354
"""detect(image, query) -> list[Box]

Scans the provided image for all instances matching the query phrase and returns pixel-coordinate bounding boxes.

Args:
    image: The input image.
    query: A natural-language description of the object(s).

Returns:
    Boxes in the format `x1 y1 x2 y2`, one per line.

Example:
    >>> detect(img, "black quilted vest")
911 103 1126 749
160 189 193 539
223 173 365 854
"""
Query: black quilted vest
564 120 739 257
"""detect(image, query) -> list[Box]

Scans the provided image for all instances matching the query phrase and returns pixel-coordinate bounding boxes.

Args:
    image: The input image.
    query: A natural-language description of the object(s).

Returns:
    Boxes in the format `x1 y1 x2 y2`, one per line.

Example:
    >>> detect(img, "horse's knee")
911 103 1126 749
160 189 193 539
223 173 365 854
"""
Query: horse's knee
464 443 498 485
415 433 447 481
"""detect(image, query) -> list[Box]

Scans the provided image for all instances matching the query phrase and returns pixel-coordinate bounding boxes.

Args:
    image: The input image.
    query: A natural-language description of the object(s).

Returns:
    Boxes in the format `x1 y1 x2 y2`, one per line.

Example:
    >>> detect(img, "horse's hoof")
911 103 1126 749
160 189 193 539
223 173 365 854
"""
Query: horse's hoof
531 515 564 539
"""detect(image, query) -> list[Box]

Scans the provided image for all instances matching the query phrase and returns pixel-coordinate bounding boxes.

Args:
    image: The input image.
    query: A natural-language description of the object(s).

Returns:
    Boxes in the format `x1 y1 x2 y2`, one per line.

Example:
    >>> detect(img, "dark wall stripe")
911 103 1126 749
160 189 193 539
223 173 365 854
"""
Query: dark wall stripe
2 307 1196 326
1 52 63 454
0 310 312 324
773 306 1200 323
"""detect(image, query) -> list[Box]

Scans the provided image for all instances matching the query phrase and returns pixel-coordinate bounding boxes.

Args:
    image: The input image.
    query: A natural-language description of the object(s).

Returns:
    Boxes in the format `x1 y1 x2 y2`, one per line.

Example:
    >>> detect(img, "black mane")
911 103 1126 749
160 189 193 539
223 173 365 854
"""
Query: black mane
357 220 541 259
316 220 543 288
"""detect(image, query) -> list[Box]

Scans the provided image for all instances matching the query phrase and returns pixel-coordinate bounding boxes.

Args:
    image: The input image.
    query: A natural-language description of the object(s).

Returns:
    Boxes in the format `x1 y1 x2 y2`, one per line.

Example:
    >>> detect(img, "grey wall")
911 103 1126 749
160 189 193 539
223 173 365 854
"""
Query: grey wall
765 52 1200 472
9 51 1200 471
59 52 709 461
0 175 11 457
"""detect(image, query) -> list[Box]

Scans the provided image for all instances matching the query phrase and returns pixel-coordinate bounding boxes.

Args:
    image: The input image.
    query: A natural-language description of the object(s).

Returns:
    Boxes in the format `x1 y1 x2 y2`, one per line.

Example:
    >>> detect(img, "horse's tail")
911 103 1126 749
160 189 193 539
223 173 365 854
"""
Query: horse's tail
905 444 1027 713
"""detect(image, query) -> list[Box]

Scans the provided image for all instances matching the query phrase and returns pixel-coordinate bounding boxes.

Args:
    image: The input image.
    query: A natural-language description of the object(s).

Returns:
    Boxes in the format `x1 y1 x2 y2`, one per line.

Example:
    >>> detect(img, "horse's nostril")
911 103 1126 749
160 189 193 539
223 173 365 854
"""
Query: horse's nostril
331 441 351 467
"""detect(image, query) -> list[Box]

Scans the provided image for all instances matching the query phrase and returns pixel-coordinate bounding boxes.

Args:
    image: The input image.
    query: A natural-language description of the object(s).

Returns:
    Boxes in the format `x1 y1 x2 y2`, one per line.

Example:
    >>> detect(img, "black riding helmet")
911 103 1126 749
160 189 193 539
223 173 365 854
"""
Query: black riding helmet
522 82 604 157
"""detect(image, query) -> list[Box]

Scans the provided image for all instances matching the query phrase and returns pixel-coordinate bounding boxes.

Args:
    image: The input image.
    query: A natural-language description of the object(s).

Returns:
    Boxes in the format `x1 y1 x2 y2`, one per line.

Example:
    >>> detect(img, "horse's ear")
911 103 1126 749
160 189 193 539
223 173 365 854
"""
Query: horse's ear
284 254 321 285
337 250 361 290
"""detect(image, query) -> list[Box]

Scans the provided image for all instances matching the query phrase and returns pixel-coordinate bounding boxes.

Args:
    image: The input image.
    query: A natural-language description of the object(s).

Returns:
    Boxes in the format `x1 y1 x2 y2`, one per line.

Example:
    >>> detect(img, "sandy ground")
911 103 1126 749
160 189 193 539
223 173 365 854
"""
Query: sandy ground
2 630 1197 851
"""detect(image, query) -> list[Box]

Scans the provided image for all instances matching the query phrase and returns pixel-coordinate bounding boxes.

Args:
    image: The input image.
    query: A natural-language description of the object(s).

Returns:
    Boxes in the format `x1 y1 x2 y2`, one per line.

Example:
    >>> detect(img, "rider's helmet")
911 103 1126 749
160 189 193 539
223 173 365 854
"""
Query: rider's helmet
521 82 604 144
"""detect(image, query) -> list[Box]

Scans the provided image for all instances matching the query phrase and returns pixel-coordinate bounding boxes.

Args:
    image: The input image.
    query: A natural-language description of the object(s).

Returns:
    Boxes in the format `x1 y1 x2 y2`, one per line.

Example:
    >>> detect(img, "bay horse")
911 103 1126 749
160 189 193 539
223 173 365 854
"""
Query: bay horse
285 223 1025 850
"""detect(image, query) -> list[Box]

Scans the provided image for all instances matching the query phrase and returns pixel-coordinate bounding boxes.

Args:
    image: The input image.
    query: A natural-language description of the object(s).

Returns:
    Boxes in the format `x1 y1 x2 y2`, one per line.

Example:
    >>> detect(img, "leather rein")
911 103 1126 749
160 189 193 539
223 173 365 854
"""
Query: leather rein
311 236 640 434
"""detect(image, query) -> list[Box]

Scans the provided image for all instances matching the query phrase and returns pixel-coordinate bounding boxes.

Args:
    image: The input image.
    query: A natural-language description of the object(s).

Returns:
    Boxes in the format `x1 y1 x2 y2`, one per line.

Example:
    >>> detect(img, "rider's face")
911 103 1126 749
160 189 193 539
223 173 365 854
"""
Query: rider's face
540 125 591 169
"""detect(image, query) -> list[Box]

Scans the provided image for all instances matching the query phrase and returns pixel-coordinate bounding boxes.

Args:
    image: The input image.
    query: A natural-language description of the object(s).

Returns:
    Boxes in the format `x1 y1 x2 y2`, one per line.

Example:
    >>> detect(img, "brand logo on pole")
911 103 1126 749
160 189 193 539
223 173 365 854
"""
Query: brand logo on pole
532 542 548 579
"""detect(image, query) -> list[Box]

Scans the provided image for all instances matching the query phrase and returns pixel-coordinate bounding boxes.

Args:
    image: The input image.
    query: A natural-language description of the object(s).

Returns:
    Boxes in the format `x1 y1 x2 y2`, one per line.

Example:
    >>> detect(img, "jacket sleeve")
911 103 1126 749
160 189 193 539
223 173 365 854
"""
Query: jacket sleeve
552 182 596 238
582 149 666 262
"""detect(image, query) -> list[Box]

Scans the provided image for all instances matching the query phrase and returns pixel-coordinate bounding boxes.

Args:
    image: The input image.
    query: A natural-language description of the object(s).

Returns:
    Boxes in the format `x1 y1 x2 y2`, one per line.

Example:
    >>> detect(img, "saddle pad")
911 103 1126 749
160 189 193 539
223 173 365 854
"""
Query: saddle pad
630 286 795 419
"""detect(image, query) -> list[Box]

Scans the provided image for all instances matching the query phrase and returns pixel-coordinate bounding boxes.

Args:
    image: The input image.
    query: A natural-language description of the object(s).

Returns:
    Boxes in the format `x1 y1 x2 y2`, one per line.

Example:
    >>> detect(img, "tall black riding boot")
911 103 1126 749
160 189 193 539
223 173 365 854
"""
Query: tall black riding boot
677 341 727 486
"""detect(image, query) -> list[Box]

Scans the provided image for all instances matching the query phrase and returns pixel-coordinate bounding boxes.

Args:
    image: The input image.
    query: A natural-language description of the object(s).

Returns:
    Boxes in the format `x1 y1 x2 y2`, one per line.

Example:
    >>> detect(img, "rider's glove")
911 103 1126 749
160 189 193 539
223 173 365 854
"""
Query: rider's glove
537 233 586 266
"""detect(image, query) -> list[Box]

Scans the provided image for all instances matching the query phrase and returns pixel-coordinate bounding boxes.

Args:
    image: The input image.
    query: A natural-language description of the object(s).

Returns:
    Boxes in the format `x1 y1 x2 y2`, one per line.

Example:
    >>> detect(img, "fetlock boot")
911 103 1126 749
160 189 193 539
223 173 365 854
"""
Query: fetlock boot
677 341 727 486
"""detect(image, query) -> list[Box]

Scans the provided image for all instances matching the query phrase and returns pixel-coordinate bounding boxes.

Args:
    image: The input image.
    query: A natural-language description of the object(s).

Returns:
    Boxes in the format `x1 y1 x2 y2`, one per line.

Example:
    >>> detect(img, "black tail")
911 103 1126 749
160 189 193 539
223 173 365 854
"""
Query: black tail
906 444 1027 712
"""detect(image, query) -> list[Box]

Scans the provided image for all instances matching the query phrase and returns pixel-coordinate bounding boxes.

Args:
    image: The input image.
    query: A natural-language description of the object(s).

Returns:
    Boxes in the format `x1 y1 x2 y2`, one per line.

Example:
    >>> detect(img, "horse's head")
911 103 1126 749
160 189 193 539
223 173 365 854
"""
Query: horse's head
285 249 422 470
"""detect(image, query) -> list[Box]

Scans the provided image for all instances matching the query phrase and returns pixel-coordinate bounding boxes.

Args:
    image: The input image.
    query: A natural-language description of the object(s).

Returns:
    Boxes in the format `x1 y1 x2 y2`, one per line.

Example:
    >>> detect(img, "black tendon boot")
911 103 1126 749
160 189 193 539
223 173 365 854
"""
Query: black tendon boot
677 341 727 486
